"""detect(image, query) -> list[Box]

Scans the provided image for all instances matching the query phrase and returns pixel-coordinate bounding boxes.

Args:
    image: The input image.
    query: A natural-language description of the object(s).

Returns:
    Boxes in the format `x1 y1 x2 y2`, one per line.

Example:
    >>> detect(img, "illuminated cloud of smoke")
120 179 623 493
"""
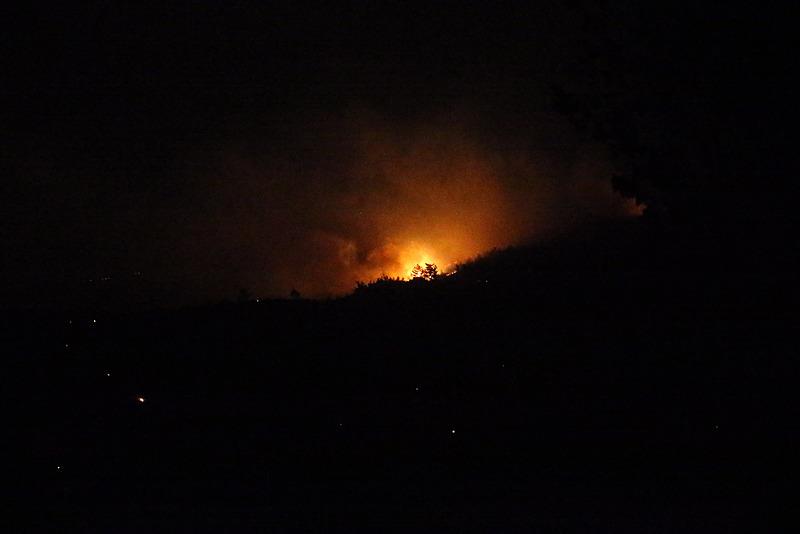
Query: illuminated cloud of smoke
167 108 641 299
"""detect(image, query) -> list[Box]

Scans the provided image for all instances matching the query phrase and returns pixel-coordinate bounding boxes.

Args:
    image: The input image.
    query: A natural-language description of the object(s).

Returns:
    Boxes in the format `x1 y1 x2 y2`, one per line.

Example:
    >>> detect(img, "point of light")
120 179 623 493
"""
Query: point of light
137 397 145 403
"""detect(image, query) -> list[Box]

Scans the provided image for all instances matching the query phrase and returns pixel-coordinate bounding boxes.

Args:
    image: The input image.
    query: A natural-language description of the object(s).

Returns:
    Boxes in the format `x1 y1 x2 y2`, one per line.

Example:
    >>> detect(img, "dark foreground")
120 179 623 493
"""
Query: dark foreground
6 222 795 532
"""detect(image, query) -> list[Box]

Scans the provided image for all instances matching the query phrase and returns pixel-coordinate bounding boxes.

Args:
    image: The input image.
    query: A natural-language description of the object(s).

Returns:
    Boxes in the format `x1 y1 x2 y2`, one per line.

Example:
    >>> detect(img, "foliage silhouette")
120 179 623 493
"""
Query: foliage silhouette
550 2 792 237
410 263 439 281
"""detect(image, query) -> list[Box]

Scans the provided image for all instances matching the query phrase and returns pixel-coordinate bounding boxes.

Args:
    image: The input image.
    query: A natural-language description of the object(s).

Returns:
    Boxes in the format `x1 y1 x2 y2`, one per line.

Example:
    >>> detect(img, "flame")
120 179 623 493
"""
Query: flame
367 240 459 280
396 242 443 279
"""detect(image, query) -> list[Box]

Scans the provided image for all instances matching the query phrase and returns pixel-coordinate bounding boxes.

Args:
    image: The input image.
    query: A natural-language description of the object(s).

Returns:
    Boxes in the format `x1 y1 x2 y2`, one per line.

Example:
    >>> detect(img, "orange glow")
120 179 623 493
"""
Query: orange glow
394 242 445 279
325 123 522 288
199 111 644 298
626 200 647 217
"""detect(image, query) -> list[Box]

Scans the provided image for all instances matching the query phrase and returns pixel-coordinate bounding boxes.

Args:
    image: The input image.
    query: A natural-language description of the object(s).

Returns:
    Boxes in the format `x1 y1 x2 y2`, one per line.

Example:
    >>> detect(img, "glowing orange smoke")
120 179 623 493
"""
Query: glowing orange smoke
192 110 645 299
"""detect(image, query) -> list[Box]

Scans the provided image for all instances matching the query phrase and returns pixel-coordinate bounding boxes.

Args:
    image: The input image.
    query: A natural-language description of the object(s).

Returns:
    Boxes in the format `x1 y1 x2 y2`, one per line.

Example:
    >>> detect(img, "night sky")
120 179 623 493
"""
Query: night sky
4 2 650 308
3 2 789 307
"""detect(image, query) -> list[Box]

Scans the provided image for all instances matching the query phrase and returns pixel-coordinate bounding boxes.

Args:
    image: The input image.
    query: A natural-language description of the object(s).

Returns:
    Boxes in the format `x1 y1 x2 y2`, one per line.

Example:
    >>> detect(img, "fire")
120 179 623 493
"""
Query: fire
351 238 460 285
395 242 446 279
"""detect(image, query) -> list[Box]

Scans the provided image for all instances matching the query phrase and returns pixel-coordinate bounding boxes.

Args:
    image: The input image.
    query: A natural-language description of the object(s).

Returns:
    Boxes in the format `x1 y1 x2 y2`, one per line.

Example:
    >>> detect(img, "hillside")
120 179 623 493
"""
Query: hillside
6 218 794 531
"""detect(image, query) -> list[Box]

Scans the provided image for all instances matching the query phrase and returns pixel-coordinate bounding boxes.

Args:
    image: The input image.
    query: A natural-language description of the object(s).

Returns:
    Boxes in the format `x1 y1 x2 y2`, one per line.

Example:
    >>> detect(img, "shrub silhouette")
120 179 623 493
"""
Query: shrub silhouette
354 274 405 297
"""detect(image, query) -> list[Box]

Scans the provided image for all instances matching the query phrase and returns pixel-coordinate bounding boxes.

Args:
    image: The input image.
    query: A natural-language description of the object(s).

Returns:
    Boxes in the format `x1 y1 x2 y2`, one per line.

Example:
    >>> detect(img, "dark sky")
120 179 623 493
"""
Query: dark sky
3 2 668 307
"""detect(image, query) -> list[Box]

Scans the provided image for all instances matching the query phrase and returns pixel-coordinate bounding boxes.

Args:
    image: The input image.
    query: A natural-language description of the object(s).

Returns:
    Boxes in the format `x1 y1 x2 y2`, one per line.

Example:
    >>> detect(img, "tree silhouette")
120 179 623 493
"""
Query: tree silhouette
550 3 791 232
410 263 439 281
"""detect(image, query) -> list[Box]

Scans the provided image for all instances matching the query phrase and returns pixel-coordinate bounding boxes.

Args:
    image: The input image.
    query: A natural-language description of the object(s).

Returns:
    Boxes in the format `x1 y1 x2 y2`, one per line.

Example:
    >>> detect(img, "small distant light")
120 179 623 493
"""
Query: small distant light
56 465 62 471
415 386 420 392
137 397 145 403
65 344 69 349
255 298 260 303
92 319 97 324
105 371 111 377
714 424 720 430
451 429 456 435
